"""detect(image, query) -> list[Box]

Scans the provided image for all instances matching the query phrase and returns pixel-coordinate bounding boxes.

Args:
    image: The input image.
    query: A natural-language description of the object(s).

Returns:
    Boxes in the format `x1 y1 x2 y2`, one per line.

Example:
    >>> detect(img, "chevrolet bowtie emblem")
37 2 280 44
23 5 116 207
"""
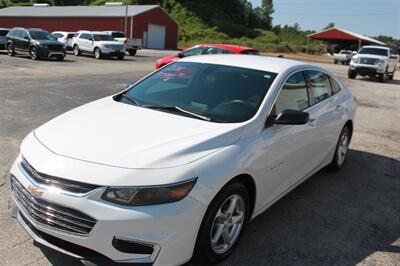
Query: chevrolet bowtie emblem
28 185 43 197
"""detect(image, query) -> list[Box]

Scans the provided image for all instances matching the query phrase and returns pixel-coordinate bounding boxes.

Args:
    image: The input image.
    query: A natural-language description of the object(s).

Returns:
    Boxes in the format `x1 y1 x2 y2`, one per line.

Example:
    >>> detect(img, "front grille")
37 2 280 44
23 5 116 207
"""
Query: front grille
20 157 99 194
47 45 64 51
11 176 97 235
109 44 124 50
359 57 378 65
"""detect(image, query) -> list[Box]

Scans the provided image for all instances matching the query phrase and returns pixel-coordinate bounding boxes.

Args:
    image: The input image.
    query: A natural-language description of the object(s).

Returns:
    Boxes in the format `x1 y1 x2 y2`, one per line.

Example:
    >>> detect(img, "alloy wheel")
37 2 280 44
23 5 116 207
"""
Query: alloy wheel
210 194 245 254
337 131 349 166
30 47 37 60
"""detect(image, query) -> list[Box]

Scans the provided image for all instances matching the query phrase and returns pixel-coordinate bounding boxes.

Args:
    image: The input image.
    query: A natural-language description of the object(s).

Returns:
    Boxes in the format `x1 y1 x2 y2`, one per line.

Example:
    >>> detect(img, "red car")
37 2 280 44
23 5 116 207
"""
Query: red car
155 43 260 69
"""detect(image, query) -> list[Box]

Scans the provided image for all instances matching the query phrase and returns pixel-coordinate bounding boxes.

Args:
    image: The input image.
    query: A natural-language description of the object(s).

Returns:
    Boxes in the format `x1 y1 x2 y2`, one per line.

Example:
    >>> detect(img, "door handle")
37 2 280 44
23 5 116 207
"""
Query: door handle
335 105 344 112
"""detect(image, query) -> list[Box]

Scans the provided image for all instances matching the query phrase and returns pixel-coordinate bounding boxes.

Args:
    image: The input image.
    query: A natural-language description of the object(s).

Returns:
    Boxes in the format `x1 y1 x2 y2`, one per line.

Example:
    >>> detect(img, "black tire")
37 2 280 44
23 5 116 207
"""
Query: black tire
329 126 351 171
94 47 102 59
128 49 137 56
7 43 15 56
56 55 64 61
378 68 388 83
117 54 125 60
334 60 338 64
348 69 357 79
73 45 81 56
192 181 250 265
388 70 395 80
30 46 39 60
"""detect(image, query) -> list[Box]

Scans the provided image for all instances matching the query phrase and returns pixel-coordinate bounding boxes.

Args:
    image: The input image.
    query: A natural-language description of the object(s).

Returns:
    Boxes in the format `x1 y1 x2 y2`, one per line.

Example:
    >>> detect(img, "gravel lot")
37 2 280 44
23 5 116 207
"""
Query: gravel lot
0 50 399 266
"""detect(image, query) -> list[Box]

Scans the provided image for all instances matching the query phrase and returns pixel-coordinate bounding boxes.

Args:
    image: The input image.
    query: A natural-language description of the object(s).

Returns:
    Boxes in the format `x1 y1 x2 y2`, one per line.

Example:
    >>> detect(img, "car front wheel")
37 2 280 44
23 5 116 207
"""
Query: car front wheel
348 69 357 79
30 47 39 60
94 48 102 59
193 181 249 265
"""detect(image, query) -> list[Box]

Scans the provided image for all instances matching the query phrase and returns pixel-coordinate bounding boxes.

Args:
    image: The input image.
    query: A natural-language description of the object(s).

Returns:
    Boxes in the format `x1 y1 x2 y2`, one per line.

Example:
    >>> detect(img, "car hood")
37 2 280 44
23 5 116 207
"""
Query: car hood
35 40 64 46
355 54 387 60
34 97 243 169
158 55 177 65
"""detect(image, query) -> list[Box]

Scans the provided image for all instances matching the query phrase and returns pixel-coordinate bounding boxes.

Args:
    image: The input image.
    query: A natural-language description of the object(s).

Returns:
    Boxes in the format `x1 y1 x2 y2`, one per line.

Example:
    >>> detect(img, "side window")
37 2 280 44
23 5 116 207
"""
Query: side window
306 70 332 105
53 33 63 38
329 77 341 95
182 46 204 57
14 30 23 38
203 47 224 55
222 49 234 54
20 31 29 39
272 71 309 115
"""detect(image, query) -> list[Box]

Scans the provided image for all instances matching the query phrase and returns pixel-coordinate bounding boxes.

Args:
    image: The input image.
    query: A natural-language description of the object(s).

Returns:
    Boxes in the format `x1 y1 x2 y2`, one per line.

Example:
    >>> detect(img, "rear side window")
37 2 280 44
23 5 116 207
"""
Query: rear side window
273 71 309 115
306 70 332 105
182 46 204 57
112 32 125 38
203 47 226 55
329 77 341 95
53 33 64 38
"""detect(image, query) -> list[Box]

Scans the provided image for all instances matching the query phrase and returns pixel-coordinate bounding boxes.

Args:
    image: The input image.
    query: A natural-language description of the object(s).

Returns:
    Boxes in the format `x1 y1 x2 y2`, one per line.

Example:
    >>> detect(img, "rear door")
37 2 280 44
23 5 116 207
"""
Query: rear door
304 70 343 165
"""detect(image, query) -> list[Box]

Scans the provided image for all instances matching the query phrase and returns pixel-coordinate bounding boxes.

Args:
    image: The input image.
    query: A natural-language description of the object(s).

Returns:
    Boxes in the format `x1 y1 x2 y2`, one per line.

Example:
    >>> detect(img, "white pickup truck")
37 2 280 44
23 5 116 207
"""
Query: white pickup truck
333 50 353 65
104 31 142 56
349 45 397 82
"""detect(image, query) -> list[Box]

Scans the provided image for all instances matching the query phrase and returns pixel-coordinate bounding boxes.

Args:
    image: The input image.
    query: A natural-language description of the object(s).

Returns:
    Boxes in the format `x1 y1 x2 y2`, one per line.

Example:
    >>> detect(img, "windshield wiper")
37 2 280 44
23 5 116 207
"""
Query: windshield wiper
121 93 141 106
143 104 212 121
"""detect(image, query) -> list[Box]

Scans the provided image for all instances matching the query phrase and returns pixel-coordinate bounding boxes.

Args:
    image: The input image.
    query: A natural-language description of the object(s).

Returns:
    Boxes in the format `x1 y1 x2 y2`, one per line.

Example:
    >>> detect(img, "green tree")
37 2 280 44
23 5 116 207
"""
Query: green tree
323 22 335 30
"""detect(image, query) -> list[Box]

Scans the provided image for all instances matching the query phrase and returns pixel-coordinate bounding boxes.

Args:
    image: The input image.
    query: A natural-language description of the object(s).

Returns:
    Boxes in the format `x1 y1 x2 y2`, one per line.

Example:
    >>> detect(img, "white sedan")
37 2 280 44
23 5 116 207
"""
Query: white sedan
10 55 357 265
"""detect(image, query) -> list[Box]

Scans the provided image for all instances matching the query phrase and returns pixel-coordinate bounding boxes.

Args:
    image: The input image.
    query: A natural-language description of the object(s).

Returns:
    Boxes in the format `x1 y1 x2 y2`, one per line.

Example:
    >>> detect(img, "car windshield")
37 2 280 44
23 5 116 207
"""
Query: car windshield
94 34 114 41
118 62 277 123
112 32 125 38
29 31 55 41
359 48 388 56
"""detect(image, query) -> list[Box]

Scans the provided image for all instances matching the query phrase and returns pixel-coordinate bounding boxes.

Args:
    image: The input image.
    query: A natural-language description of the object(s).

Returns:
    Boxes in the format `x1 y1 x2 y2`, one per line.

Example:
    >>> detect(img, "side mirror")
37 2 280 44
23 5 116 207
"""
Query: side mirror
273 109 309 125
352 51 357 56
24 36 30 40
177 52 184 58
390 55 398 59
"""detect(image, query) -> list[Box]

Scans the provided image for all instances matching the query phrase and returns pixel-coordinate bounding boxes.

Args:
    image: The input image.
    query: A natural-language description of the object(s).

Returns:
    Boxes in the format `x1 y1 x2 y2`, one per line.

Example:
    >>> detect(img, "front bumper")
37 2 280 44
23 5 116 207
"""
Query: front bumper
102 47 126 57
10 158 206 265
37 47 66 58
350 63 385 76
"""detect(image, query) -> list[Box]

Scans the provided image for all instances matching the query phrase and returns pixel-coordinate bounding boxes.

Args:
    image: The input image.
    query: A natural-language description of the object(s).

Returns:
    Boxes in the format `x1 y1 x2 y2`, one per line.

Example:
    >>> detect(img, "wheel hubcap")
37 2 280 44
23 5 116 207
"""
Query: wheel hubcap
337 133 349 165
95 49 100 58
210 194 245 254
30 49 36 59
74 47 78 55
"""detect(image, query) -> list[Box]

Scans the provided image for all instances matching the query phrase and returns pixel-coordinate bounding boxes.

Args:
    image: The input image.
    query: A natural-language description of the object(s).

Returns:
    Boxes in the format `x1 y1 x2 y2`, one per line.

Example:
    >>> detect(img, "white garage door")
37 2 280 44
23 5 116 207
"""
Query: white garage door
147 24 166 49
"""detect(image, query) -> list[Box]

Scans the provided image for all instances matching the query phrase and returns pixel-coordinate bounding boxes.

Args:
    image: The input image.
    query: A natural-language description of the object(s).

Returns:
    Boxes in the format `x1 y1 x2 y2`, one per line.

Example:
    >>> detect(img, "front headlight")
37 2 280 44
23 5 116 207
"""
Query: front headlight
352 57 358 63
101 178 197 206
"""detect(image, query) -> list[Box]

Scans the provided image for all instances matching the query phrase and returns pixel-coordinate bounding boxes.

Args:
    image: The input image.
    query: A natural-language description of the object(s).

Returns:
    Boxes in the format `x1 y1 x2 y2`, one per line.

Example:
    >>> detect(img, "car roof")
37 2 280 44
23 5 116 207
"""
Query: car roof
0 28 10 30
179 54 310 73
193 43 258 53
77 30 111 35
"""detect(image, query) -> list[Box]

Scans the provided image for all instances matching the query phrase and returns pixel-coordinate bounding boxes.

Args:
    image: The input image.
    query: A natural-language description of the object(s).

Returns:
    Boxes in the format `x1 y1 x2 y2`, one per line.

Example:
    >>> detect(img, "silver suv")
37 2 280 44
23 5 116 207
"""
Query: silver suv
72 31 125 60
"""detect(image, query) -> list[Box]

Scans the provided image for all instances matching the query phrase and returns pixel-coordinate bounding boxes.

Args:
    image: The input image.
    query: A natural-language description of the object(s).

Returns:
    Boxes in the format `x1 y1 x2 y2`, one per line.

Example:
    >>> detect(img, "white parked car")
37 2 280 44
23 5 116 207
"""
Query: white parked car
333 49 353 65
51 31 75 50
72 30 125 60
349 45 397 82
10 55 357 265
103 31 142 56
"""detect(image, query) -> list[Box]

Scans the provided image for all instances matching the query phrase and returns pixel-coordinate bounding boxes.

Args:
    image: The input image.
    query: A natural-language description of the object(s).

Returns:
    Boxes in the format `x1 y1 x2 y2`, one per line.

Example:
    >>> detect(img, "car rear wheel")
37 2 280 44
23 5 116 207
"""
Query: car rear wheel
388 69 395 80
117 54 125 60
94 48 102 59
30 47 39 60
128 49 137 56
329 126 351 171
55 55 64 61
7 43 15 56
73 45 81 56
334 60 337 64
193 181 249 265
348 69 357 79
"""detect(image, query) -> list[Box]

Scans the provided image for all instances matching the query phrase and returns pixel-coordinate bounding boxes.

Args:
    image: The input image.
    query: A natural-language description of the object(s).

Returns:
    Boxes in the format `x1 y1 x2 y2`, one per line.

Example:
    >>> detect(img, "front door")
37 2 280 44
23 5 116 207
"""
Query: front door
261 71 318 204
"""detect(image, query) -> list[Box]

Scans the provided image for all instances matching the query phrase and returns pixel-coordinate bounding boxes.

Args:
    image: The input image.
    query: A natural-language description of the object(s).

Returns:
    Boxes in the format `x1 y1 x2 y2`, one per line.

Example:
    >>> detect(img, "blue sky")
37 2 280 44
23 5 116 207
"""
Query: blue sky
249 0 400 38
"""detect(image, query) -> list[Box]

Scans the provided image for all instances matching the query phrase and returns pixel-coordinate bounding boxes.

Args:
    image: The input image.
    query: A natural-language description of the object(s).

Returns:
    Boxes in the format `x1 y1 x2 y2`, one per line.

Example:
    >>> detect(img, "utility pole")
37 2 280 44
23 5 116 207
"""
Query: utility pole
124 0 128 36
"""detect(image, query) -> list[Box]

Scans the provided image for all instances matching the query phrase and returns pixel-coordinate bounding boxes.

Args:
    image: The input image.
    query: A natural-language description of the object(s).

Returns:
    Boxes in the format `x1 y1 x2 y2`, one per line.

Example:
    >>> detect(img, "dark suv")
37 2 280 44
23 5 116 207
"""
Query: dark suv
6 28 66 60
